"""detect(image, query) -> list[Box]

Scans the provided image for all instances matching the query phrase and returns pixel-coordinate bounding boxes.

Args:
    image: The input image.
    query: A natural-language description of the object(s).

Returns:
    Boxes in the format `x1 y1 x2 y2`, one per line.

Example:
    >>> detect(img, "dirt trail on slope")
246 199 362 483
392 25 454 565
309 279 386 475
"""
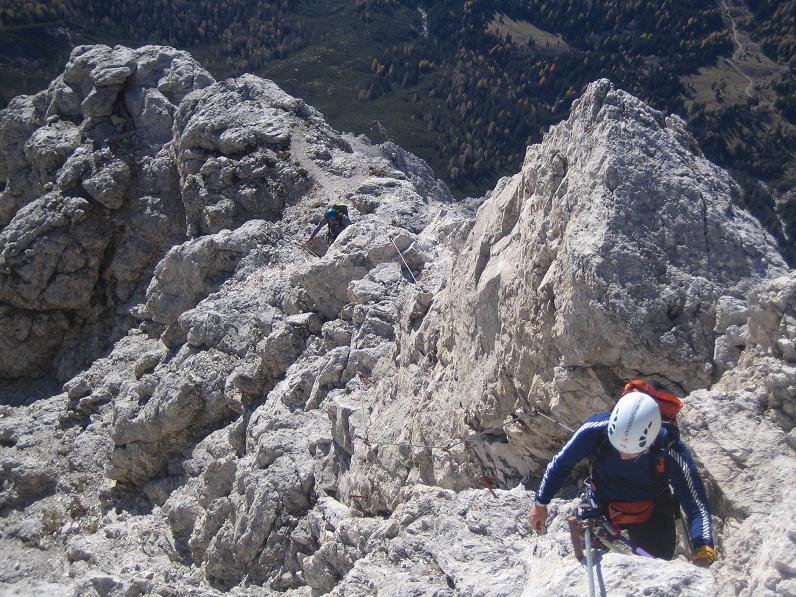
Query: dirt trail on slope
720 0 756 98
719 0 788 104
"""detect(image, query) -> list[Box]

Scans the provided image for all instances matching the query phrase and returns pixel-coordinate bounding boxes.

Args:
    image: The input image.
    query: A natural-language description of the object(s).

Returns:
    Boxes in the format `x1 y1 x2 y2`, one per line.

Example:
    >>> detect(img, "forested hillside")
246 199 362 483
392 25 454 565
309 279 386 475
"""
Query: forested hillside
1 0 794 257
361 0 734 185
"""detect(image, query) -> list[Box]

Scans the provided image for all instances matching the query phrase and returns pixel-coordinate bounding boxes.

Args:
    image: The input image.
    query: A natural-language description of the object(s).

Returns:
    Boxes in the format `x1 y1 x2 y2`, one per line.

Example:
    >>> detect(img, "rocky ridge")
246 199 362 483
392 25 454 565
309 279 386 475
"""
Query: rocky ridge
0 45 794 597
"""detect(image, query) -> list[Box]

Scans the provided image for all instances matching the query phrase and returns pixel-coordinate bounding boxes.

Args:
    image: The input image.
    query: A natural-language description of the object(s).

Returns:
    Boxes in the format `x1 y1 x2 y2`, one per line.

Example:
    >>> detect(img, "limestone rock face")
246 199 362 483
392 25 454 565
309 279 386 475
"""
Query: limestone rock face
0 43 453 594
0 45 212 380
327 486 714 597
681 272 796 596
172 76 314 237
343 79 787 510
0 50 794 597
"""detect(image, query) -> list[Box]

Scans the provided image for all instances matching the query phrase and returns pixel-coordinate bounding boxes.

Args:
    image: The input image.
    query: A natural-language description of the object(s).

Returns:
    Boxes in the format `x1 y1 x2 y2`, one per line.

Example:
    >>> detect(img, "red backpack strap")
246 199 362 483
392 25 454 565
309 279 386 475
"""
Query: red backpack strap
623 379 683 421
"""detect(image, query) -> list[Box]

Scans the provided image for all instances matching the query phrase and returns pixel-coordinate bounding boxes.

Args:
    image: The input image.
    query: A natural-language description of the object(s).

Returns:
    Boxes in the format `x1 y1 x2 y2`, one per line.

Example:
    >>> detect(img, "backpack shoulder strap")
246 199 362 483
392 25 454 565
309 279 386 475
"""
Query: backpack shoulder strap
589 428 612 474
653 423 680 477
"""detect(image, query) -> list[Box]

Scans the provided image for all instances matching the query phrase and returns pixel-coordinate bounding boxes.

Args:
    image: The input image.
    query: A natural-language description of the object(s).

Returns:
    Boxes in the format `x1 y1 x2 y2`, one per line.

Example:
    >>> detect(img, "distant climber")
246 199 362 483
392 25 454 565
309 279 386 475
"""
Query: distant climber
528 380 716 566
304 205 351 246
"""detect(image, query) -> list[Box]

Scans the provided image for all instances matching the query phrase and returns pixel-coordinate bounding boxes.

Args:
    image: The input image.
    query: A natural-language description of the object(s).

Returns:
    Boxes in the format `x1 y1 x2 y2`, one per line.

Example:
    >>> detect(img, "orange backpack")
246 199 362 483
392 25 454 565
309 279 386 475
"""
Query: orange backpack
622 379 683 423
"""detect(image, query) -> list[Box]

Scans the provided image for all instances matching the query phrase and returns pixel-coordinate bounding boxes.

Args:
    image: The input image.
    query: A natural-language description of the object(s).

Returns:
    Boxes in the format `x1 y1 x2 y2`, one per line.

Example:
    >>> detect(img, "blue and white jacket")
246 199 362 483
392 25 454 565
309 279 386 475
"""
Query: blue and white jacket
535 412 714 549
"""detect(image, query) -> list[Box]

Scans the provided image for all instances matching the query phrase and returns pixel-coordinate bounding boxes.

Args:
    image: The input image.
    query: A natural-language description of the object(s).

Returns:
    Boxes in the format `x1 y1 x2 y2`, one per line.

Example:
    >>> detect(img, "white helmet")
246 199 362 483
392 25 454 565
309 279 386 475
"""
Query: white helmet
607 392 662 454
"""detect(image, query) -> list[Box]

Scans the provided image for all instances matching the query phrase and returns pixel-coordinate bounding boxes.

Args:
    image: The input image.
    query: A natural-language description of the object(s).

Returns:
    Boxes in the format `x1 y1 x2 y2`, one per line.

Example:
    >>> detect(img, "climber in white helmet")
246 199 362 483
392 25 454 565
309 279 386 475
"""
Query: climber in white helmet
528 380 715 566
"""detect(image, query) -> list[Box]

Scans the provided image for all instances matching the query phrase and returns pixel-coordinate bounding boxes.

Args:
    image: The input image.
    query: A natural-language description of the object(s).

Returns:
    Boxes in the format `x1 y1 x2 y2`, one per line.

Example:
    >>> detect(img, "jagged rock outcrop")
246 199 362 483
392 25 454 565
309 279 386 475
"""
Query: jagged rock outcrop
172 76 314 237
341 78 787 511
0 44 214 380
1 43 453 594
0 46 794 597
681 272 796 596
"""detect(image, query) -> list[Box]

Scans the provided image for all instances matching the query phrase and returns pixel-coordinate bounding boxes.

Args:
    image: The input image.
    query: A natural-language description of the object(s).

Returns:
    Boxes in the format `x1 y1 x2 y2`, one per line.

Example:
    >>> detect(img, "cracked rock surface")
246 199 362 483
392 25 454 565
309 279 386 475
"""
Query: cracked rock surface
0 44 212 381
0 47 793 597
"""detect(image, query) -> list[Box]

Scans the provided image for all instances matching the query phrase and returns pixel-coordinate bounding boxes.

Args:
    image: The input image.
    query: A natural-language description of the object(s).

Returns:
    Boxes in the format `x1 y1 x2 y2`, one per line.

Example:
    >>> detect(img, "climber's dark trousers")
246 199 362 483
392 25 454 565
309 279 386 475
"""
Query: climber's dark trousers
622 496 678 559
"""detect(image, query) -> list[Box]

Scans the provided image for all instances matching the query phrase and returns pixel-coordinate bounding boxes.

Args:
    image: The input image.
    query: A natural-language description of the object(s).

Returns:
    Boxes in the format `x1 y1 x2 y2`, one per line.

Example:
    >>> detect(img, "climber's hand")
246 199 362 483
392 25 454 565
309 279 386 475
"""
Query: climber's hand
693 545 716 567
529 502 548 534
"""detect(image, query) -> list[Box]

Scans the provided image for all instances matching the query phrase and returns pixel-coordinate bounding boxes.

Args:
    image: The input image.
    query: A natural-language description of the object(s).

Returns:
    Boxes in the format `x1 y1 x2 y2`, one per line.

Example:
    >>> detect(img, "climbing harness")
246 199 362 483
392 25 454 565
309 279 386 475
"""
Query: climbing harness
568 483 655 597
575 493 655 583
574 483 656 557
